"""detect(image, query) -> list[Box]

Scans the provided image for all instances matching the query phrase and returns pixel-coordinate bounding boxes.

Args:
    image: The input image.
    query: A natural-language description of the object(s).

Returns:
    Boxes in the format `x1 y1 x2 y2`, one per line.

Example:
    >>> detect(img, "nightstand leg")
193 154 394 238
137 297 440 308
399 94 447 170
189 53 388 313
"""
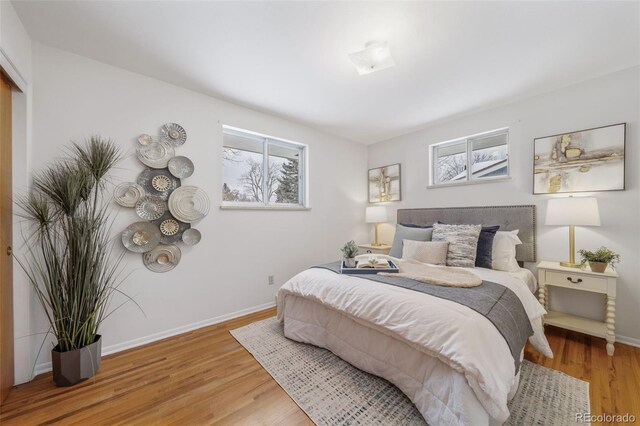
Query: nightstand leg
606 296 616 356
545 288 549 311
538 285 546 310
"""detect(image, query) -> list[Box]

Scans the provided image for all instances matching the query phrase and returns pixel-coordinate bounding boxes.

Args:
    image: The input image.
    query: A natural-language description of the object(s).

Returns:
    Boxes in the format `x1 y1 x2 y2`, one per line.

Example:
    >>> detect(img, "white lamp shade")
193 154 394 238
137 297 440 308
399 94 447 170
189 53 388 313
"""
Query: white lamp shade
545 197 601 226
366 206 388 223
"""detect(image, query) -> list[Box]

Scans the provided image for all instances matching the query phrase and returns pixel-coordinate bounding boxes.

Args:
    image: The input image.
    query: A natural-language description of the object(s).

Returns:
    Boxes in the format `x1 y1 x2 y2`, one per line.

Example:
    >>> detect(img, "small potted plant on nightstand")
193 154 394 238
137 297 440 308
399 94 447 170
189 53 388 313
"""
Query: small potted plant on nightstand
341 240 359 268
578 246 620 273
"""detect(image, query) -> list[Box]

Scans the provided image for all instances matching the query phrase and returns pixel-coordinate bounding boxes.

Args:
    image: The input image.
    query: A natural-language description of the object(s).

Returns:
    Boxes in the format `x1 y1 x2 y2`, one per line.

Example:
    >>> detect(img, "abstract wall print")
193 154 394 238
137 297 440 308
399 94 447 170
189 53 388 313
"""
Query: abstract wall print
117 123 210 272
533 123 625 194
368 163 401 203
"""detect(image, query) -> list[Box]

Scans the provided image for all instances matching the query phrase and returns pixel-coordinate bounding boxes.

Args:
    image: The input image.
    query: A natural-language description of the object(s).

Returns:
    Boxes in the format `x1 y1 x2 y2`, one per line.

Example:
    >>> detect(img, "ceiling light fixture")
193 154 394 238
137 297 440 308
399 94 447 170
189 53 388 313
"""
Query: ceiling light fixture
348 41 395 76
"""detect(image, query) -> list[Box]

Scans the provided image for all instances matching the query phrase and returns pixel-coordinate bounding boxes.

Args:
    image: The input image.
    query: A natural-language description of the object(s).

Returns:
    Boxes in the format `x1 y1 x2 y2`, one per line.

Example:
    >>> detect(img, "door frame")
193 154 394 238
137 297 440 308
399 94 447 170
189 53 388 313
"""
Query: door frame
0 69 14 405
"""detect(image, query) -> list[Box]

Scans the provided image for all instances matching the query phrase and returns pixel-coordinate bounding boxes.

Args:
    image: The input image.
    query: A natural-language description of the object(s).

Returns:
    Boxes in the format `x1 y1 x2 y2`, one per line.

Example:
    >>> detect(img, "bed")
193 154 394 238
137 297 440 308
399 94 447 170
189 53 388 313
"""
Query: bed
277 205 552 425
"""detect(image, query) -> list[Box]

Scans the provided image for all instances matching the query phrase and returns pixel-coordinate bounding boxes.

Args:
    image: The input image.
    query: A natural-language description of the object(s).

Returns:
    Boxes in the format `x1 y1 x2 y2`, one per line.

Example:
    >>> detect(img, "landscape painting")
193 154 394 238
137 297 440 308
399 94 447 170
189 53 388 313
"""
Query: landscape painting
368 163 401 203
533 123 625 194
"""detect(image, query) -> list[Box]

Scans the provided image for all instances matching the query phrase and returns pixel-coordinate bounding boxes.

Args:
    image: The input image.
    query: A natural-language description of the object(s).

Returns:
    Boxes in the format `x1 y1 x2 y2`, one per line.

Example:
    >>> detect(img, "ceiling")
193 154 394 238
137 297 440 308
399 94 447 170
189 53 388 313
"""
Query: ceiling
13 1 640 144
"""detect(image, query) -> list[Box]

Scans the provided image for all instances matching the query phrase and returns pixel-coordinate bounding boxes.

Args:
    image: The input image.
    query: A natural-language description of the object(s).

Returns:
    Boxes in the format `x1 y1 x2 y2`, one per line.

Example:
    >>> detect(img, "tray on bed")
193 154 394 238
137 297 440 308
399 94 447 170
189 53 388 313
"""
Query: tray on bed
340 260 399 275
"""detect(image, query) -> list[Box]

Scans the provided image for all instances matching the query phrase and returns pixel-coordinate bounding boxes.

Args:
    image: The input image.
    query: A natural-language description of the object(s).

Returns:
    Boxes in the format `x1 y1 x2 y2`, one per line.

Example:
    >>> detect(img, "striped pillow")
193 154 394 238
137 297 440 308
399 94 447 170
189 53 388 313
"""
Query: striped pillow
432 224 482 267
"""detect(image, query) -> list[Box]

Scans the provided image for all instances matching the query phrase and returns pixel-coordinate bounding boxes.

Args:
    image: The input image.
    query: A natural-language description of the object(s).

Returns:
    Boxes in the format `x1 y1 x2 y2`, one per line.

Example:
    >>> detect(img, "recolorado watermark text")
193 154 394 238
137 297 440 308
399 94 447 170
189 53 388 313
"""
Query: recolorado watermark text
575 412 636 423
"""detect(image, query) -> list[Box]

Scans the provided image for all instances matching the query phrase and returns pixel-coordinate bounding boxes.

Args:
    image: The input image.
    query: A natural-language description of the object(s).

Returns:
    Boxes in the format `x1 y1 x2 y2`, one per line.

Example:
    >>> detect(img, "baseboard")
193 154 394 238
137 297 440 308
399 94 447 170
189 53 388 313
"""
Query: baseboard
33 301 276 377
616 334 640 348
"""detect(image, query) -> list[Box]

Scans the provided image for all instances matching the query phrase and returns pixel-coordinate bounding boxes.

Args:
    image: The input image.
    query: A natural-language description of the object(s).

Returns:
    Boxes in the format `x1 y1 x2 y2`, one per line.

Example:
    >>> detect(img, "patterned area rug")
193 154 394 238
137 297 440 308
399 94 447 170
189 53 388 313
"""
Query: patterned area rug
231 318 589 425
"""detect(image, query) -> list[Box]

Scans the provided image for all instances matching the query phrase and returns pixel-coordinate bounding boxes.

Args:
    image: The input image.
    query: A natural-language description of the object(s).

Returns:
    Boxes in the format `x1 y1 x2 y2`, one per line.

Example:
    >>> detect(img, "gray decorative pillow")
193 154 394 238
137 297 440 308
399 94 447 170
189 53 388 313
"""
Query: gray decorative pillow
432 224 482 267
389 224 433 258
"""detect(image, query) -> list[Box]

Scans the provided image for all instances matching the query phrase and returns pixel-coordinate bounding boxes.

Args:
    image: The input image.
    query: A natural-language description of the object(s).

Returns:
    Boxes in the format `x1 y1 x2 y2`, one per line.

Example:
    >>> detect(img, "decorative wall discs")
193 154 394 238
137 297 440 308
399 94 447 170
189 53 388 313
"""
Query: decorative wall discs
152 175 172 192
160 123 187 147
143 244 181 273
136 141 175 168
114 182 145 208
135 196 167 221
121 222 161 253
168 156 194 179
182 228 201 246
119 123 205 272
168 186 210 223
160 219 179 236
137 134 153 145
137 168 180 200
151 211 190 244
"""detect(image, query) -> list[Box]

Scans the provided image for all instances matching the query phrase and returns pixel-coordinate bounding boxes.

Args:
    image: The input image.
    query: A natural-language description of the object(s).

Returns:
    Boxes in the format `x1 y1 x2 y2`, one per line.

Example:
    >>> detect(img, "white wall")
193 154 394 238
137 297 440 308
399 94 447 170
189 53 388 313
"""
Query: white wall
24 43 367 374
367 67 640 344
1 1 31 87
0 0 34 385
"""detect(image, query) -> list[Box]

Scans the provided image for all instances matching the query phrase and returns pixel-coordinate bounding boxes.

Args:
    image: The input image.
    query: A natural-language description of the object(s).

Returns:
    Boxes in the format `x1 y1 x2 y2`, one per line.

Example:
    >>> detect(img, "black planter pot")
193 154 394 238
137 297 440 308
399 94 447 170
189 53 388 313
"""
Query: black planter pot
51 335 102 386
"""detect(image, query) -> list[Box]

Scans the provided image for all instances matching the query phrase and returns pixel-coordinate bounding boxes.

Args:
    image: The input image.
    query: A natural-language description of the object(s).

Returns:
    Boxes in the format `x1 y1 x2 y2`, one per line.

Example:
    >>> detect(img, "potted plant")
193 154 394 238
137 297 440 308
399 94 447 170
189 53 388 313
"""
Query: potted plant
16 137 133 386
578 246 620 273
341 240 359 268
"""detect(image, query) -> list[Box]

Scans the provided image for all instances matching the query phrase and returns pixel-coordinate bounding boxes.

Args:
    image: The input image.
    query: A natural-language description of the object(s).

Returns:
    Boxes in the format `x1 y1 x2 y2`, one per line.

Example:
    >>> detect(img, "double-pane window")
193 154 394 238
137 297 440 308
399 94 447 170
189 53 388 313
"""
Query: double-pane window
222 127 306 207
431 128 509 186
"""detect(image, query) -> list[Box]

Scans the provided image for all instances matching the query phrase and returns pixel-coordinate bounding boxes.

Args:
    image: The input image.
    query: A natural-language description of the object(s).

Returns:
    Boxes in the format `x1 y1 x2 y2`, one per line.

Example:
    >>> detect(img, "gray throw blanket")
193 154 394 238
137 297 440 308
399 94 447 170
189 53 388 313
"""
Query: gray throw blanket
313 262 533 371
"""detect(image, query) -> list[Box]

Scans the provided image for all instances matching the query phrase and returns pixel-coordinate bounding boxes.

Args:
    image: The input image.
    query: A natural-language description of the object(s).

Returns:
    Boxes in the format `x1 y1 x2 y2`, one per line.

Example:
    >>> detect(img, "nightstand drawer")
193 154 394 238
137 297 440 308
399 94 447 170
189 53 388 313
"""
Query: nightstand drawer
358 244 391 256
546 271 607 292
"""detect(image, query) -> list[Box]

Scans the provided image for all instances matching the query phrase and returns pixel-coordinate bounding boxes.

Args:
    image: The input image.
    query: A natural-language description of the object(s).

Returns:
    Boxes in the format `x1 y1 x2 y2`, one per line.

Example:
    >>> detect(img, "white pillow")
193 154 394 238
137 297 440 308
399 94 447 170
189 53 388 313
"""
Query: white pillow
492 230 522 272
402 239 449 266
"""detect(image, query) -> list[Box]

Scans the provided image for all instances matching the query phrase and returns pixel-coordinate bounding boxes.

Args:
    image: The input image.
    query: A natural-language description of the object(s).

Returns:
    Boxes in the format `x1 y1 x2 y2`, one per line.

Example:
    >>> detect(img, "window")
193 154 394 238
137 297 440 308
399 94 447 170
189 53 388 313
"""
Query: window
222 126 307 208
430 128 509 186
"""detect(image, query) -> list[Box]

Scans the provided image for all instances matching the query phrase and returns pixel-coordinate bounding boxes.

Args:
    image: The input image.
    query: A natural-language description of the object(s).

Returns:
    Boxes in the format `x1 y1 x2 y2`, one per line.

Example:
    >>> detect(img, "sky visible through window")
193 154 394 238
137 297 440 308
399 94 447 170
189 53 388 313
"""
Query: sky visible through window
223 148 295 203
435 134 508 183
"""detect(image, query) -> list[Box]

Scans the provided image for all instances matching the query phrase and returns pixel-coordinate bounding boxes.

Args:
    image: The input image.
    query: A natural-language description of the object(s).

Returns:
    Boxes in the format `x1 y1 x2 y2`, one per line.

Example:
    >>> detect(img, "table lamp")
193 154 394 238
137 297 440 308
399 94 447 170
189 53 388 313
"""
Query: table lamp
545 197 600 268
366 206 388 247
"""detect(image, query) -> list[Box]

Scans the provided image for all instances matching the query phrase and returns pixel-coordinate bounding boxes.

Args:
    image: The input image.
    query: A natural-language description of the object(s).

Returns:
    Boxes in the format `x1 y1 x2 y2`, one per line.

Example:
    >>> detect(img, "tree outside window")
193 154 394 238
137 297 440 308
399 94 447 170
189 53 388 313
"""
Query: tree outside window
431 129 509 186
222 127 305 207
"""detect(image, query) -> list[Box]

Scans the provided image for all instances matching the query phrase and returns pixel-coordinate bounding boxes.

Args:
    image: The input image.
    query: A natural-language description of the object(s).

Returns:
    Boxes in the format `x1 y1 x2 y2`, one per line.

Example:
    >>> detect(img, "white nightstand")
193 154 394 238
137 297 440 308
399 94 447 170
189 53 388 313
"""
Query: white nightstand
537 260 618 356
358 244 392 256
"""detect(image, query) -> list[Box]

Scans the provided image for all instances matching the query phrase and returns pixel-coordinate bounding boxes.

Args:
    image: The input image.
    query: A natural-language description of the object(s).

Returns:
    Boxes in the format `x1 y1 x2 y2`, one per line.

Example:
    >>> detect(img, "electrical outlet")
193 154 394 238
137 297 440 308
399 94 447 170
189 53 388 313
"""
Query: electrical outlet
268 275 275 285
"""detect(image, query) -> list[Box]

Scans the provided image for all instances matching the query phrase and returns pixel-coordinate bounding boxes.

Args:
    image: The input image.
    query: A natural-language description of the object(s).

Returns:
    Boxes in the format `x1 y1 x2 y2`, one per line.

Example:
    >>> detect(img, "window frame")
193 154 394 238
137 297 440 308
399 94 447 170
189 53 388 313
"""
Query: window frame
428 127 510 188
221 125 309 210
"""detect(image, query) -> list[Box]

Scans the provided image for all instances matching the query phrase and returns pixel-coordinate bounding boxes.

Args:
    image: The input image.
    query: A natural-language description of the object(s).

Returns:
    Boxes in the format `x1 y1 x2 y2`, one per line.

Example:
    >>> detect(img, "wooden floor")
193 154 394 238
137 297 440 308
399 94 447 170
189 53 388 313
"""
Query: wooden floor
524 326 640 426
1 308 638 425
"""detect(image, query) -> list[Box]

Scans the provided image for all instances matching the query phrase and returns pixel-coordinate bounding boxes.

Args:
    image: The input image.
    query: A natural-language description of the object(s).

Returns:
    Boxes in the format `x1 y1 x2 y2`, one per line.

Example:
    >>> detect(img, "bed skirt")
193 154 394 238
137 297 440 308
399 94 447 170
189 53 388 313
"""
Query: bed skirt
280 294 522 426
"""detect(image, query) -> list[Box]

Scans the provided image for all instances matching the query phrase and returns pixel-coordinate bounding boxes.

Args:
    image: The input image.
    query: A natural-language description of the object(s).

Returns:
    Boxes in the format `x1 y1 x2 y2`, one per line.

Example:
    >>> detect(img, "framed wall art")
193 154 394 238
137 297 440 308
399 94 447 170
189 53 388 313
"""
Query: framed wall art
533 123 625 194
368 163 401 203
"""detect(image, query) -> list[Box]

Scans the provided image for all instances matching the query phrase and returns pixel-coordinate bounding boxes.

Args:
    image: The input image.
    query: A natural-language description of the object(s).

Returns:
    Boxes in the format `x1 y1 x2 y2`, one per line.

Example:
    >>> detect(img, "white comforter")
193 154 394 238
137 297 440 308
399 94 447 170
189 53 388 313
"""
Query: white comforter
277 261 552 424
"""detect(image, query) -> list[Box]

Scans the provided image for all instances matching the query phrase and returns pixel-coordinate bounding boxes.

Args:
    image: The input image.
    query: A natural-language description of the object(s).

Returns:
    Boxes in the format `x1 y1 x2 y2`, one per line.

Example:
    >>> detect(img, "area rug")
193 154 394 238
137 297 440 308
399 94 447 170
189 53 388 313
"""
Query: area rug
230 318 590 425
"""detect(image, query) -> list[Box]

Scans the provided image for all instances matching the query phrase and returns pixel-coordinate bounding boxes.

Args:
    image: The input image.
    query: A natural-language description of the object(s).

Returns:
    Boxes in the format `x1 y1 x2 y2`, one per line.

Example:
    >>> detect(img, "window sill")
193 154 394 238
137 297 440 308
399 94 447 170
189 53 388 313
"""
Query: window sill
427 176 512 189
220 204 311 211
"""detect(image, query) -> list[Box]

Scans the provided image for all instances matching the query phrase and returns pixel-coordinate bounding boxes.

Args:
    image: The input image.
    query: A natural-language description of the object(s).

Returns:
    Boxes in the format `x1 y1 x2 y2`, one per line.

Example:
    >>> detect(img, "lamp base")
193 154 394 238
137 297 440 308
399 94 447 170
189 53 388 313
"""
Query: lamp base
559 261 582 268
370 242 384 247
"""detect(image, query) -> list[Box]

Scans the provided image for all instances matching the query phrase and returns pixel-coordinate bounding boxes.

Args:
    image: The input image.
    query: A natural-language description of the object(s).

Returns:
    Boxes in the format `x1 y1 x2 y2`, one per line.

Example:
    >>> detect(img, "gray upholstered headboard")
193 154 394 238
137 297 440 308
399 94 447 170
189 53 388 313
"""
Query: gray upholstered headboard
397 205 536 263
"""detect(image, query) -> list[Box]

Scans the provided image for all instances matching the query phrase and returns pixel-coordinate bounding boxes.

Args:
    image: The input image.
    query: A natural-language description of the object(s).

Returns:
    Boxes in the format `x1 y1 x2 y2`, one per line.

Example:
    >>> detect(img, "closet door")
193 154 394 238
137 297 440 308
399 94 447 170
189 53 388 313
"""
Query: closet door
0 71 14 405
